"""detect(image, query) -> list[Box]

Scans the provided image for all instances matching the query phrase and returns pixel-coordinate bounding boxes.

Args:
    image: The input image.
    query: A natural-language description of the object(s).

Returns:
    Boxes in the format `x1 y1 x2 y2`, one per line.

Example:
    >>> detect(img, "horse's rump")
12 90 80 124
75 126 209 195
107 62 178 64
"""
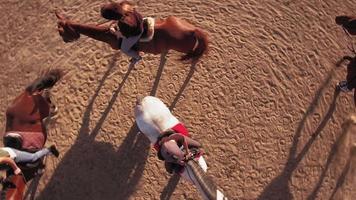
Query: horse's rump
148 16 208 61
131 16 209 61
5 91 50 133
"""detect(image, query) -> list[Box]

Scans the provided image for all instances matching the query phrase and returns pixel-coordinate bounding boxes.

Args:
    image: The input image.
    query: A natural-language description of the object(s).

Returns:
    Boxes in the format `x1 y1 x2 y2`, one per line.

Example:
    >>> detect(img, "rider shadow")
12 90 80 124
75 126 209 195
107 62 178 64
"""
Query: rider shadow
257 66 340 200
37 55 150 200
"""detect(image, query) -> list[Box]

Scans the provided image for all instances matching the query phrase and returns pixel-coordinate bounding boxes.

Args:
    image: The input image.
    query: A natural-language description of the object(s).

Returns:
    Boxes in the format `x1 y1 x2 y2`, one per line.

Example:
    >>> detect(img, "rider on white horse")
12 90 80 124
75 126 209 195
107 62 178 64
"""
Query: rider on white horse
134 96 208 177
134 96 229 200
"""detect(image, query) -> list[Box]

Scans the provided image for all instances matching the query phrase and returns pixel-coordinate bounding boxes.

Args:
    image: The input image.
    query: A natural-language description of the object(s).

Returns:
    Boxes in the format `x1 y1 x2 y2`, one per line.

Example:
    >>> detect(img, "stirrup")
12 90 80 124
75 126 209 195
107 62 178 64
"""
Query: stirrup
130 56 142 64
337 80 351 92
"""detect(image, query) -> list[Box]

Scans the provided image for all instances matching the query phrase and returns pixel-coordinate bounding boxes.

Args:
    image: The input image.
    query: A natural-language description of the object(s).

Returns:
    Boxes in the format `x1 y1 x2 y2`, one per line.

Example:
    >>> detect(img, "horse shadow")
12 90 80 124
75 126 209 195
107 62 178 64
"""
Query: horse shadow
257 65 341 200
307 117 352 200
328 141 356 200
36 54 150 200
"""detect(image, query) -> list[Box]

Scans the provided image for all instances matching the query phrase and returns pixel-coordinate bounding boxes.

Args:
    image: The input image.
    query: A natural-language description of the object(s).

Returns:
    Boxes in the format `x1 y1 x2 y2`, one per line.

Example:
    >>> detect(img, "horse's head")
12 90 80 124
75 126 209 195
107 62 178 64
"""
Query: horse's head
100 1 136 20
55 12 80 43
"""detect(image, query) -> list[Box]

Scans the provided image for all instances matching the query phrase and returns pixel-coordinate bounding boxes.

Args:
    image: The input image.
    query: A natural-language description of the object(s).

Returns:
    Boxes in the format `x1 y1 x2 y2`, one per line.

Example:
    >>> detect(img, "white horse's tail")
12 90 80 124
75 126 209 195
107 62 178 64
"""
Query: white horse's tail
185 160 228 200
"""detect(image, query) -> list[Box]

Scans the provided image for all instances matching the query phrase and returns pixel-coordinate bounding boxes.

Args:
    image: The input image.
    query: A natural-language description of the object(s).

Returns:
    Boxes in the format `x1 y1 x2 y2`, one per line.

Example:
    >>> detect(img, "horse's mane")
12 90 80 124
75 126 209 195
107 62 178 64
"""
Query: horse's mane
186 160 218 199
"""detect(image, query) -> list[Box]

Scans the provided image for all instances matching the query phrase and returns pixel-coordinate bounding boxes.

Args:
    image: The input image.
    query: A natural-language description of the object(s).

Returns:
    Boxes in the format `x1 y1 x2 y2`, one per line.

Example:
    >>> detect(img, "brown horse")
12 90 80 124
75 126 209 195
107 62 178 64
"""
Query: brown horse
56 1 209 63
1 175 26 200
1 69 63 199
337 56 356 106
336 15 356 35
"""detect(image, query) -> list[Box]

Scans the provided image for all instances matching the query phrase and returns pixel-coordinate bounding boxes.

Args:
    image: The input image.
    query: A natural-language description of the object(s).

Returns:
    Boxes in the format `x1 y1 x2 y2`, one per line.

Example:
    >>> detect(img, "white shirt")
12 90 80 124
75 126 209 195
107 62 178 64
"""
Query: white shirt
134 96 179 144
1 147 17 159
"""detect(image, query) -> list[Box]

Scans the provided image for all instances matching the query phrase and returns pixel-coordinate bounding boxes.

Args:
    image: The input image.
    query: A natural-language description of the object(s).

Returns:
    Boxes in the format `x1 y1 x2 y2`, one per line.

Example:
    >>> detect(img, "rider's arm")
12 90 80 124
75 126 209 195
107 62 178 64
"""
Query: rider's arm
185 137 202 148
0 157 21 175
168 133 190 155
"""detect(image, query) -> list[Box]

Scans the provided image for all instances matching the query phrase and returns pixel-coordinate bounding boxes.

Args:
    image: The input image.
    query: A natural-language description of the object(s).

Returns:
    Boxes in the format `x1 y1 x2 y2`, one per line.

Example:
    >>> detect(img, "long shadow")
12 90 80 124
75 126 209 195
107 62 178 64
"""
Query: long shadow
257 67 339 200
169 61 197 110
150 52 168 96
37 55 150 200
23 172 42 200
307 116 350 200
328 144 356 200
160 174 180 200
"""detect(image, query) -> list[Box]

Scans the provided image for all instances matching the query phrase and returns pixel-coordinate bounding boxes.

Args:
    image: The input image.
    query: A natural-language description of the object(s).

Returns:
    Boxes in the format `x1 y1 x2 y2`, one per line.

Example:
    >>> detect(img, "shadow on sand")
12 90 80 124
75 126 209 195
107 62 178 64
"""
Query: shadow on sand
257 66 341 200
37 54 150 200
32 50 198 199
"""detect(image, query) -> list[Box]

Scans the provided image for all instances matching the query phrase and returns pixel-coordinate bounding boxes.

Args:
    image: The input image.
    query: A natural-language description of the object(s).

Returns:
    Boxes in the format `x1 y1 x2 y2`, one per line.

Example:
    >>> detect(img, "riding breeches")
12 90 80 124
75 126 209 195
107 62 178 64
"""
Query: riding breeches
12 148 50 163
121 32 143 59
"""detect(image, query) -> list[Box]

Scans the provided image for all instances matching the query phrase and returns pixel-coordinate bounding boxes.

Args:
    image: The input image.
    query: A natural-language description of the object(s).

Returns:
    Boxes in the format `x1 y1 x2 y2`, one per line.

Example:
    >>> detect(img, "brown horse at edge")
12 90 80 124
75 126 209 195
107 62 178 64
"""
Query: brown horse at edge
55 1 209 63
1 69 63 200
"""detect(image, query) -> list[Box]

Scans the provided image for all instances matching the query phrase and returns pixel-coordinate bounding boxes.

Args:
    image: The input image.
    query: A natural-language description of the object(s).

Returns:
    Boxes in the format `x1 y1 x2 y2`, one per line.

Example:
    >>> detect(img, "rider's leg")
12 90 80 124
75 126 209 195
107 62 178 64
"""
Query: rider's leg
121 33 142 59
12 148 51 163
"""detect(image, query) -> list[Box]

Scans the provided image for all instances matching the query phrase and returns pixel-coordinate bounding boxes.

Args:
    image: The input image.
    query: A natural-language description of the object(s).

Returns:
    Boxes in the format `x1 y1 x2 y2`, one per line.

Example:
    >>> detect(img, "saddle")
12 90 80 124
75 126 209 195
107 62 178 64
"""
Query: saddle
3 132 46 172
4 131 45 152
140 17 155 42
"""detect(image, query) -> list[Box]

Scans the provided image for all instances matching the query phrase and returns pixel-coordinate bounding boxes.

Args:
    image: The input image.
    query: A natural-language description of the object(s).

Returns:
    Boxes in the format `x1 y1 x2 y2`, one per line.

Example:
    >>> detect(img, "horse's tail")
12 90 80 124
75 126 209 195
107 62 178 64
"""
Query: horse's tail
26 69 65 94
181 29 209 62
185 160 228 200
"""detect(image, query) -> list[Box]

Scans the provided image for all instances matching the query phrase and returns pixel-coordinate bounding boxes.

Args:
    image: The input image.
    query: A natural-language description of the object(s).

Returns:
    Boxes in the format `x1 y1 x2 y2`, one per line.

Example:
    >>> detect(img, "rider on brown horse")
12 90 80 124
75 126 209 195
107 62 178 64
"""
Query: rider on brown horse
101 1 144 64
0 145 59 185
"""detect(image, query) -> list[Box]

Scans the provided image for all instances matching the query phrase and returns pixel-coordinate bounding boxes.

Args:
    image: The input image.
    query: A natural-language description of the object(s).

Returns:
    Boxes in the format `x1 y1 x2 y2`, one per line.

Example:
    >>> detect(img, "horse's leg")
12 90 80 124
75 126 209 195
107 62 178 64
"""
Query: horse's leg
66 22 120 49
150 51 168 96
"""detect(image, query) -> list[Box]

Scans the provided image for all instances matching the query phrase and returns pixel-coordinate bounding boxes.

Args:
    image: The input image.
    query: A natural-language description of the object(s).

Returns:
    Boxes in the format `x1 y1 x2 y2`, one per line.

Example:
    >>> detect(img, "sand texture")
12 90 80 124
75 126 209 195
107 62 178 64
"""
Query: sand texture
1 0 356 199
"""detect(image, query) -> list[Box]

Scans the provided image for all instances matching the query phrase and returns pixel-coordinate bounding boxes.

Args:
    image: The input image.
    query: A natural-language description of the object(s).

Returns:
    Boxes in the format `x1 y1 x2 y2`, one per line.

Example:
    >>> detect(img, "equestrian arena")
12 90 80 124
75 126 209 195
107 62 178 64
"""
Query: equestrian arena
1 0 356 199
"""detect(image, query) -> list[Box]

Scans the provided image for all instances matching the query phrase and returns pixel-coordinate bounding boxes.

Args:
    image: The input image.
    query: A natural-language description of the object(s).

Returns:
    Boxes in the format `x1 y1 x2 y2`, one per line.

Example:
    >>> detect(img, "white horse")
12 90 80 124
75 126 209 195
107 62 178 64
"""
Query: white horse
134 96 228 200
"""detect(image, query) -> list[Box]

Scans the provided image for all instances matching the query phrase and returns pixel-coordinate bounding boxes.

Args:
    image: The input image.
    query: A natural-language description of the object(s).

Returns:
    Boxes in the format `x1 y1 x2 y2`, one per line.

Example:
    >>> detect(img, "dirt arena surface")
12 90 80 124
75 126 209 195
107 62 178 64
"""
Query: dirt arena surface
1 0 356 199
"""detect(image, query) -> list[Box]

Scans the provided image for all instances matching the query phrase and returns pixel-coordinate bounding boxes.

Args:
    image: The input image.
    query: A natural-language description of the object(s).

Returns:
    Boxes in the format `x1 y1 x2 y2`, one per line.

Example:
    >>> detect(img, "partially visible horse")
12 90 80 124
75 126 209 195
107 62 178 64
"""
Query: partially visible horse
1 174 26 200
336 15 356 35
55 1 209 63
336 55 356 106
134 96 228 200
1 69 64 199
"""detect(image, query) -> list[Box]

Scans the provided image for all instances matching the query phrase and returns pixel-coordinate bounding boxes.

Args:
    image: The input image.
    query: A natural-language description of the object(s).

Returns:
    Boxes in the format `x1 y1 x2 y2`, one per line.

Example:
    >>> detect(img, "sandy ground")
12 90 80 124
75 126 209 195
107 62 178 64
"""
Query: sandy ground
1 0 356 199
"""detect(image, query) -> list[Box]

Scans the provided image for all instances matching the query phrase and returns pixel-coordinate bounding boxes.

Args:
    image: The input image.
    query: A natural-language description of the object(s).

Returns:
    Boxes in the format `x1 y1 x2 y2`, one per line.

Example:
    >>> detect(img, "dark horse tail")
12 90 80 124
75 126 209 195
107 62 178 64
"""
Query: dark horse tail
181 29 209 62
26 69 64 94
186 160 228 200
